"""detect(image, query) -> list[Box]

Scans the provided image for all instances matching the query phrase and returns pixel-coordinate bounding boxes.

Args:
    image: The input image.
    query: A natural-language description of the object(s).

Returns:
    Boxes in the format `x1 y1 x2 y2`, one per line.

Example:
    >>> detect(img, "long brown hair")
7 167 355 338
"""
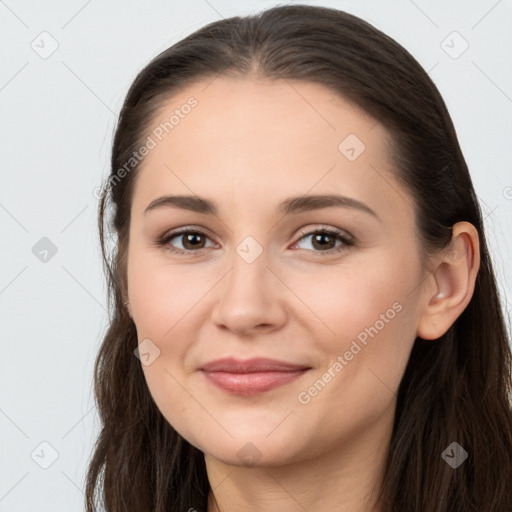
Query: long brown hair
85 5 512 511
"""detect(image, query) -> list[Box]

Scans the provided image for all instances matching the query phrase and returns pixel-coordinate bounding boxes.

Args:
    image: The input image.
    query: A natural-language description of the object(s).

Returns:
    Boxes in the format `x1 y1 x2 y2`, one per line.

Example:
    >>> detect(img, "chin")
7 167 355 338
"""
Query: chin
190 428 308 469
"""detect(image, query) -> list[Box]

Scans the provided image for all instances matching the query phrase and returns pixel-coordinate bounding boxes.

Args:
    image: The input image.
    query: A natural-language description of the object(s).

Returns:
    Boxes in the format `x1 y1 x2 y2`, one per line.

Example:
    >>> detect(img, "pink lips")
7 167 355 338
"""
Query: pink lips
200 357 310 396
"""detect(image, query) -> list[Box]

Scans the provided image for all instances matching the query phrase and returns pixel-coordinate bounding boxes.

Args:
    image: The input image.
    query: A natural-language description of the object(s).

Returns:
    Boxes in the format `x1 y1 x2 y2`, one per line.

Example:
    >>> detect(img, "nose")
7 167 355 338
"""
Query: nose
210 247 287 336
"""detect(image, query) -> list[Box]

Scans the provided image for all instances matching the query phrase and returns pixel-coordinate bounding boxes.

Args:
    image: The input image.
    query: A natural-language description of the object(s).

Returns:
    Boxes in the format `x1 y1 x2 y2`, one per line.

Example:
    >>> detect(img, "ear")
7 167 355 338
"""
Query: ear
416 221 480 340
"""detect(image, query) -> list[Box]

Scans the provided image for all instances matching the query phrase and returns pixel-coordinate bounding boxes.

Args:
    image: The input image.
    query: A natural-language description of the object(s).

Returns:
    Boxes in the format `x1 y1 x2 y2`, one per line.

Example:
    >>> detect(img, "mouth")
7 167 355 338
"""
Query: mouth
199 357 311 396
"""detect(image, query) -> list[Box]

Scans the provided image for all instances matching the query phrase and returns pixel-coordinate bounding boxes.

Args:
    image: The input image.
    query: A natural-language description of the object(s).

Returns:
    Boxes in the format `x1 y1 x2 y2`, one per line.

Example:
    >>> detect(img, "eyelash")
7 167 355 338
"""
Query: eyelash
156 226 354 256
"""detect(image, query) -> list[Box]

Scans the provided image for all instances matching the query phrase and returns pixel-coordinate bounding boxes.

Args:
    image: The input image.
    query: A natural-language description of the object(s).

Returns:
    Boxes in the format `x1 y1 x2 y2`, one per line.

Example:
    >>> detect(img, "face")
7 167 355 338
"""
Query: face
126 77 426 467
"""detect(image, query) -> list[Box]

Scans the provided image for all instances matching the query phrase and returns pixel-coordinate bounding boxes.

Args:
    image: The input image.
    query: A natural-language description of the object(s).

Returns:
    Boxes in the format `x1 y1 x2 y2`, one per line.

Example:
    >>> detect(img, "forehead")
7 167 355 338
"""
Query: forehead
131 77 409 224
144 76 380 158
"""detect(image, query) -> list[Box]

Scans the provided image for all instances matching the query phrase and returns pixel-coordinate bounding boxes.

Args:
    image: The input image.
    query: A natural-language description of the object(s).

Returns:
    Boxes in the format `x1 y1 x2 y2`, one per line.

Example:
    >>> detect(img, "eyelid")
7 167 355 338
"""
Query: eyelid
294 224 354 243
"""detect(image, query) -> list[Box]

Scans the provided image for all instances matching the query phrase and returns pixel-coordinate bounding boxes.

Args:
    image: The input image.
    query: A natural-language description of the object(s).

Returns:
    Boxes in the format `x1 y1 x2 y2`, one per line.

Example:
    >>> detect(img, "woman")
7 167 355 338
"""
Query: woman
85 5 512 511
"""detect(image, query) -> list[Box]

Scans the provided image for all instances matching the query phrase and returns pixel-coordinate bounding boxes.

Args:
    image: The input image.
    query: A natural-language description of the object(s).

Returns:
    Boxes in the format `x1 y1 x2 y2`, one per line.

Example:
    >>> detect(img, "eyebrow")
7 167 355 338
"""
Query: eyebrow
144 194 379 220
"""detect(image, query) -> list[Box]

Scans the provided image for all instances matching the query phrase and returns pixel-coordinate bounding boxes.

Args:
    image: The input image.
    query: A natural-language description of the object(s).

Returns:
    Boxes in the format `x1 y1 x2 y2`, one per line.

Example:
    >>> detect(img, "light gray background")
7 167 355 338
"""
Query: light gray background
1 0 511 510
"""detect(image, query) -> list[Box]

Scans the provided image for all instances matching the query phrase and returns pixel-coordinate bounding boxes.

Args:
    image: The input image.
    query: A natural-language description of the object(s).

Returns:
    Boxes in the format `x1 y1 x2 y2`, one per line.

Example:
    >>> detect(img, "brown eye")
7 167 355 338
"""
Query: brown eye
293 227 354 255
158 229 216 254
158 226 354 256
180 232 207 250
311 232 337 250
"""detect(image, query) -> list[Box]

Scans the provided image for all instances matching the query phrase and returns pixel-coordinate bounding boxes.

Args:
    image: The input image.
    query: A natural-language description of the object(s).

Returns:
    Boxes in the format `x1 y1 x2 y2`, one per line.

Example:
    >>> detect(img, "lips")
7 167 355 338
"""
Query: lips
200 357 311 396
201 357 310 373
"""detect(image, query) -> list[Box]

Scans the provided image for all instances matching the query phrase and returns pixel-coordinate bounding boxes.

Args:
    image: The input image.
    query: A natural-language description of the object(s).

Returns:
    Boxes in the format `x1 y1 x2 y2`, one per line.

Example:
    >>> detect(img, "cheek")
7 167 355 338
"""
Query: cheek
287 248 418 349
291 276 416 450
291 248 419 408
127 253 222 445
129 262 209 448
140 361 209 452
127 245 213 340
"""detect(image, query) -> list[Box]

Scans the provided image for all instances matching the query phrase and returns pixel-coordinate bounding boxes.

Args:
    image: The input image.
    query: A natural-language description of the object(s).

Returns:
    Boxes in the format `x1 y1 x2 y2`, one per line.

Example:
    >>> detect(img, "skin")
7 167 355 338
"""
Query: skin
125 76 480 511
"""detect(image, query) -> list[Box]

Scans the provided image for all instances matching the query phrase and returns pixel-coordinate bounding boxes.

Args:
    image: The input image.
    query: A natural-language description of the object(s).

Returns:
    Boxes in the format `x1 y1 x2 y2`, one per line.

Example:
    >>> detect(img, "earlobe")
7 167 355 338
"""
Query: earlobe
416 221 480 340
